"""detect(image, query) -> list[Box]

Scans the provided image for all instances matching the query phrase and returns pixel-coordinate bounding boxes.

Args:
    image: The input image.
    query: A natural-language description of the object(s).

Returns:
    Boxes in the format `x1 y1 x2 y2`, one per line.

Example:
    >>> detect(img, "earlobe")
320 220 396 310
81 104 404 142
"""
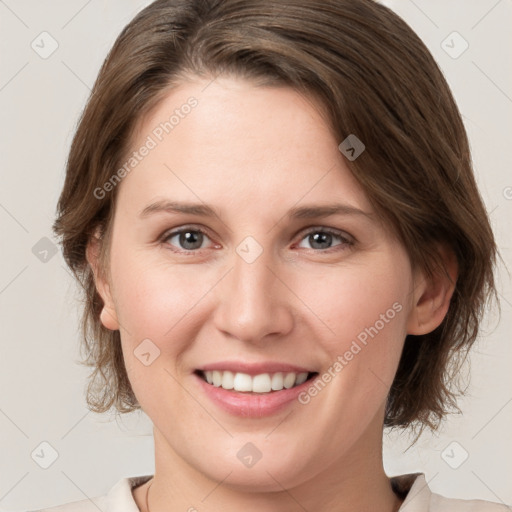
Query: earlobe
86 233 120 331
99 306 120 331
407 246 458 336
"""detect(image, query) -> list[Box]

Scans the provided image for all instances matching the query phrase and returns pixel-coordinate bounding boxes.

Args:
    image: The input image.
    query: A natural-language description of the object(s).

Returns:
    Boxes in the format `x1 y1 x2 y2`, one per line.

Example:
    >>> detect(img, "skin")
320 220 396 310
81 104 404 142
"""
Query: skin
87 76 456 512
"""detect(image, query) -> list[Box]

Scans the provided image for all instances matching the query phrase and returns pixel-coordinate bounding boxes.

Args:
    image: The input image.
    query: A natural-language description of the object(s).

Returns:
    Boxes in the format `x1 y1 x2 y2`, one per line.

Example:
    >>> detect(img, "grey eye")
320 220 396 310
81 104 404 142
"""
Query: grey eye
166 229 209 251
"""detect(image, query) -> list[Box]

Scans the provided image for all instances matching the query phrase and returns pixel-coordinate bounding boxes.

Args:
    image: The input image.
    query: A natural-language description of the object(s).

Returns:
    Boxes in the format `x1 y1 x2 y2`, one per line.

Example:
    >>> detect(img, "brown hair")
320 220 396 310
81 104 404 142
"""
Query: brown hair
53 0 498 434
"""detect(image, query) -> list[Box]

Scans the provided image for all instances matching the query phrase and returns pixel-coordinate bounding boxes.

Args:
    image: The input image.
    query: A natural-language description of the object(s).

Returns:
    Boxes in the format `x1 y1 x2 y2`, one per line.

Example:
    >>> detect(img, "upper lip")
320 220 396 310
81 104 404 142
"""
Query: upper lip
196 361 316 376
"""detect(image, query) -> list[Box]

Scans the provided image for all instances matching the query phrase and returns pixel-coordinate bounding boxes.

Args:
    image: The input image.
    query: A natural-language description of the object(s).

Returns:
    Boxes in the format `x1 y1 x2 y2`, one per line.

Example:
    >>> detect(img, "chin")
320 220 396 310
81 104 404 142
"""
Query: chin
189 440 316 493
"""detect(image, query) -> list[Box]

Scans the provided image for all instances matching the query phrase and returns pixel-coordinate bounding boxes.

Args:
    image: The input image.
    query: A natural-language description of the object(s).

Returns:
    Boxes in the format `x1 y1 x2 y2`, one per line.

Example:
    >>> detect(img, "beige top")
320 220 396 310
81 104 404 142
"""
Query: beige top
30 473 510 511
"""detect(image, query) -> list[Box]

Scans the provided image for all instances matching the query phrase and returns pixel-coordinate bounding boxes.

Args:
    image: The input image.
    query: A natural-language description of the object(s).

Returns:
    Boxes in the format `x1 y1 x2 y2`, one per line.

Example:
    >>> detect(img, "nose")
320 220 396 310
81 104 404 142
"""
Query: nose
212 244 294 345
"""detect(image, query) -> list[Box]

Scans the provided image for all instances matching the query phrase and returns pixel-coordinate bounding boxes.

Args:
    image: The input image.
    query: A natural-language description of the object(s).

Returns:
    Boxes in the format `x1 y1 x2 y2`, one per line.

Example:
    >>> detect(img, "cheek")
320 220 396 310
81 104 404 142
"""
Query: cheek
110 255 217 343
110 259 211 407
296 259 410 346
293 255 411 404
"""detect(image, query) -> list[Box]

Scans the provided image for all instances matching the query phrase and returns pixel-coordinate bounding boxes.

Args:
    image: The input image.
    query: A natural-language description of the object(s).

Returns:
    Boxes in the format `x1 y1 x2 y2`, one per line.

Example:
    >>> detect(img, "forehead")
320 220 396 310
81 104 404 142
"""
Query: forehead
117 76 373 215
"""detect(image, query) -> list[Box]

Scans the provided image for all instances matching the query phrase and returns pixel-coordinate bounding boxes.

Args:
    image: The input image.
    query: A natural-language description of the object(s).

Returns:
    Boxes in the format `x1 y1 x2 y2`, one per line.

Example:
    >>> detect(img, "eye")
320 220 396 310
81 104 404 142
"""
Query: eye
161 226 215 252
160 225 354 254
296 227 354 251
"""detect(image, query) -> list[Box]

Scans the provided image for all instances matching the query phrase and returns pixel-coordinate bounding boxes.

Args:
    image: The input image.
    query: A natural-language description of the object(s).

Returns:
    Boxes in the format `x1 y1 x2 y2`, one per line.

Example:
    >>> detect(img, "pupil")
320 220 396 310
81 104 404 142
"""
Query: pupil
310 232 331 249
180 231 202 250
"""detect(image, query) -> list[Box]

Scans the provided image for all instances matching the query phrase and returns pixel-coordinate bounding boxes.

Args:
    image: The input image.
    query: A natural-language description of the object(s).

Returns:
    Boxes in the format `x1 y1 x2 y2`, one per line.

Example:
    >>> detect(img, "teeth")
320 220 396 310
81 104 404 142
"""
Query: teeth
295 372 309 385
233 372 253 392
221 370 234 389
212 370 222 387
252 373 271 393
283 372 296 389
202 370 310 393
271 372 284 390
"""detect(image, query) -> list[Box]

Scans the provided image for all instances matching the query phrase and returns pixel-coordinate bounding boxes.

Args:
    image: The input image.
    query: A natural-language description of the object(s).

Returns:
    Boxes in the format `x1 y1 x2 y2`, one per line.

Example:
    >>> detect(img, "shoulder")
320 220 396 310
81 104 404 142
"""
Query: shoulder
27 475 153 512
394 473 510 512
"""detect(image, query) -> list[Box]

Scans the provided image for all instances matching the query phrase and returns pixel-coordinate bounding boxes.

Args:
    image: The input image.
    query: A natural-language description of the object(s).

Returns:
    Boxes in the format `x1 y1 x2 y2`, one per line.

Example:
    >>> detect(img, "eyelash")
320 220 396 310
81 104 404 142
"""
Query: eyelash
159 225 355 255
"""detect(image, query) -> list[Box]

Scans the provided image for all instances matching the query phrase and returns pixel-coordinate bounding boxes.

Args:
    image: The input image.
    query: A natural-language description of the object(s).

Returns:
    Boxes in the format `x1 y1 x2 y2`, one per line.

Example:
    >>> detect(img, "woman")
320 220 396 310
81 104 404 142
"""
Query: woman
37 0 506 511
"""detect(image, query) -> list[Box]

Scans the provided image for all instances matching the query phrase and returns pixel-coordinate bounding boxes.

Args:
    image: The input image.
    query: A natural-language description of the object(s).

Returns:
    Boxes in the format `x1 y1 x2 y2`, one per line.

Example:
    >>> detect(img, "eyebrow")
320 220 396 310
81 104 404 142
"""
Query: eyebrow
139 200 373 220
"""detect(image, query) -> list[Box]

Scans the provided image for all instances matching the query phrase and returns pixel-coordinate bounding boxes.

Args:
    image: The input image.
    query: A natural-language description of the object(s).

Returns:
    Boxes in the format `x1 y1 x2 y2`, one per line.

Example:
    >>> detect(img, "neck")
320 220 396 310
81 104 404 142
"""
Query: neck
134 419 402 512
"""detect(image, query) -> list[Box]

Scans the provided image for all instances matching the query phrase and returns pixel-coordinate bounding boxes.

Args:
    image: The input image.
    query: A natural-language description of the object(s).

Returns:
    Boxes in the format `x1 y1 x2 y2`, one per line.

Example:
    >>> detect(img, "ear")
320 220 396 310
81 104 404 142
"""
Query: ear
85 231 120 331
407 245 458 335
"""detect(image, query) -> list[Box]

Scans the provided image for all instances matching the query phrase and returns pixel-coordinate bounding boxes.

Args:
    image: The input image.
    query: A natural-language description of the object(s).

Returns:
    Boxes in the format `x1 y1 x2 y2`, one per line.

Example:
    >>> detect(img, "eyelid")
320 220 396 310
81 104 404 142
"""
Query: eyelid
298 225 355 244
294 226 355 253
159 224 218 250
159 224 355 252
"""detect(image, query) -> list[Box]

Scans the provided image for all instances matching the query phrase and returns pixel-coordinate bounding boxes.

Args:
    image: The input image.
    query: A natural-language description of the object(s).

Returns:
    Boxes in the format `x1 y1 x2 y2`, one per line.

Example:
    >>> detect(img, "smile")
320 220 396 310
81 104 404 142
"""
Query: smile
196 370 318 393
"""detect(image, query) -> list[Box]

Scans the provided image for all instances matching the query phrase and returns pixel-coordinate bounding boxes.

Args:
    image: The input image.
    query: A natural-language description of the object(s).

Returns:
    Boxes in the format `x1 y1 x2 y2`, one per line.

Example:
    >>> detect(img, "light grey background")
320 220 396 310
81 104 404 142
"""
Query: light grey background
0 0 511 510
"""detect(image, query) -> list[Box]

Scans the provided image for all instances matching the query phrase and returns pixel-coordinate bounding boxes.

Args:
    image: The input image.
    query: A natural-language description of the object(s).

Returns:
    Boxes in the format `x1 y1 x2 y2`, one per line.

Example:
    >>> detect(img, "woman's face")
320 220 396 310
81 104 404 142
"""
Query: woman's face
95 76 420 490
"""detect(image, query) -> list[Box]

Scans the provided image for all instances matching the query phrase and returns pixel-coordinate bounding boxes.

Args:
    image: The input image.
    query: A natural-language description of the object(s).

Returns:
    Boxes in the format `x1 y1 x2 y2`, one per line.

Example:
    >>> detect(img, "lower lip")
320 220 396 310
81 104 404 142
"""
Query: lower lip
193 373 317 418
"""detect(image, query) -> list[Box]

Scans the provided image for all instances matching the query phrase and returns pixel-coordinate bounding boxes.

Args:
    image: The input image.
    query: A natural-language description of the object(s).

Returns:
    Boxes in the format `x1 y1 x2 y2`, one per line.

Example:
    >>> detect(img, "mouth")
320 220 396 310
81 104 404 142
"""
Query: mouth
194 369 319 394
